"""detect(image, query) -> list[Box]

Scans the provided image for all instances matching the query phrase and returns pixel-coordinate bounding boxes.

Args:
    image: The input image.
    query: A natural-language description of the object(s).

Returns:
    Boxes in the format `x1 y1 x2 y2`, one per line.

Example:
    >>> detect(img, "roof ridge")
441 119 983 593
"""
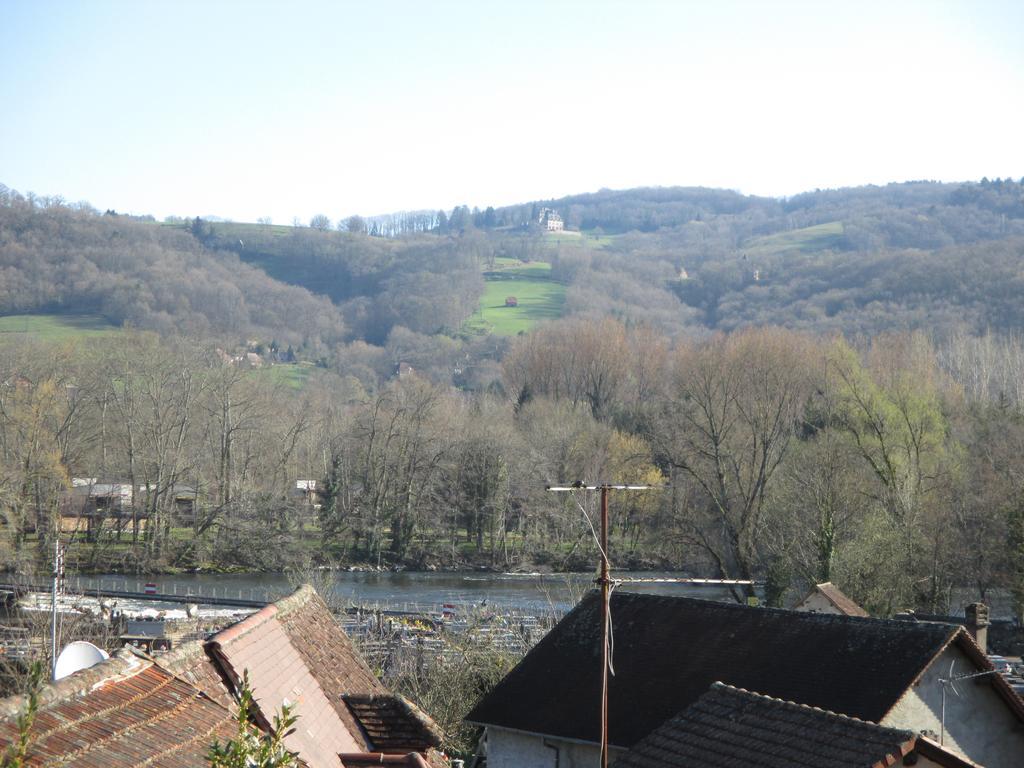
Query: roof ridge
0 648 149 720
153 636 209 671
605 590 956 632
269 582 317 618
209 602 279 646
708 681 915 736
206 585 318 647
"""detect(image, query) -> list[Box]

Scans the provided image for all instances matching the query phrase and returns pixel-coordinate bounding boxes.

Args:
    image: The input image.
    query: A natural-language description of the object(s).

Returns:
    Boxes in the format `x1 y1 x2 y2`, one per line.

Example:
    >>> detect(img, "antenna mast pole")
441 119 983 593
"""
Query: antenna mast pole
51 538 63 680
598 485 610 768
546 482 661 768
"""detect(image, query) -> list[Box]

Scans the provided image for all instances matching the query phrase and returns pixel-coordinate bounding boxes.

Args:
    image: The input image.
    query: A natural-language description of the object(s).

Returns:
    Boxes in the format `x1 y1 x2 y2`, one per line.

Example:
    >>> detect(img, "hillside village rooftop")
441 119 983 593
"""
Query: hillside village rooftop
468 591 1024 768
0 585 444 768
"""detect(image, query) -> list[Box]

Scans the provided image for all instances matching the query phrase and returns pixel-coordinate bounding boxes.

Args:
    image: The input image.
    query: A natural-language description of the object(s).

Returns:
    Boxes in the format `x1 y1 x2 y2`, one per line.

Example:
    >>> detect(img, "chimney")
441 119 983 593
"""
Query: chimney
965 603 989 654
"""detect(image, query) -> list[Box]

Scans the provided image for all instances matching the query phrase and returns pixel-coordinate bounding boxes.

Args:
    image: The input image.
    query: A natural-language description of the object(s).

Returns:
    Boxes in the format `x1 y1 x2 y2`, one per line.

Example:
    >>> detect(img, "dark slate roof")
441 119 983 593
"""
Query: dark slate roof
0 650 236 768
344 694 444 753
614 682 918 768
466 591 963 748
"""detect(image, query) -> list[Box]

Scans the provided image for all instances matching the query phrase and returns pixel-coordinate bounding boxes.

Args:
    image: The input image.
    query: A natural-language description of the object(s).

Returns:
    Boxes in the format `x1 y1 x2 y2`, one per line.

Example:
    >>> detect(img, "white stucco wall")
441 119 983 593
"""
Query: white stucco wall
485 726 627 768
793 591 840 614
882 644 1024 768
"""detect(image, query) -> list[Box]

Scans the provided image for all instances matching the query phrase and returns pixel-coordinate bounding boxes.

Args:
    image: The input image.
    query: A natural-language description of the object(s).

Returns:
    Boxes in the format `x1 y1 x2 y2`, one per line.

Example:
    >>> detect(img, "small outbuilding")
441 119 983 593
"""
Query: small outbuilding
793 581 870 617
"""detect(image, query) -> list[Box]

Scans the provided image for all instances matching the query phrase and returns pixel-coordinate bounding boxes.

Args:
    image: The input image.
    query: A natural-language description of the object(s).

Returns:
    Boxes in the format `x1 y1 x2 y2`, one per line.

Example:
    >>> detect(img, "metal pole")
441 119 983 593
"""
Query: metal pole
545 482 663 768
599 485 610 768
51 540 59 680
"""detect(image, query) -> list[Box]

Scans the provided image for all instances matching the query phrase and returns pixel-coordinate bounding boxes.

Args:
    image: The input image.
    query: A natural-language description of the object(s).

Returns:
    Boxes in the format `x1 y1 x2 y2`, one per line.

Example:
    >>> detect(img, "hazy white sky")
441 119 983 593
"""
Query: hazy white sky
1 0 1022 223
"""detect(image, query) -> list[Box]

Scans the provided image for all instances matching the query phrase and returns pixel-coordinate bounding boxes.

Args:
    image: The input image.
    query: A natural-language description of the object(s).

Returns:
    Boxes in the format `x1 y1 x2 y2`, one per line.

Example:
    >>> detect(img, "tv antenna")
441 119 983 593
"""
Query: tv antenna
546 482 662 768
937 659 1000 745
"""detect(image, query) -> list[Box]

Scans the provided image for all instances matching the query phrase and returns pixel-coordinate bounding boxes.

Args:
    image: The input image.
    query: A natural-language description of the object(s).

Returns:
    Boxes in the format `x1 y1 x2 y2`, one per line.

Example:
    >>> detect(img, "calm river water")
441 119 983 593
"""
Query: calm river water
69 571 746 614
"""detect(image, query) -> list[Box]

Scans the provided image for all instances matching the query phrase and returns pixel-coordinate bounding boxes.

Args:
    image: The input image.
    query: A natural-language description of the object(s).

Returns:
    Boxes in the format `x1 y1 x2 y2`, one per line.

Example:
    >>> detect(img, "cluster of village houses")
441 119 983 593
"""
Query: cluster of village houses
0 581 1021 767
59 478 321 539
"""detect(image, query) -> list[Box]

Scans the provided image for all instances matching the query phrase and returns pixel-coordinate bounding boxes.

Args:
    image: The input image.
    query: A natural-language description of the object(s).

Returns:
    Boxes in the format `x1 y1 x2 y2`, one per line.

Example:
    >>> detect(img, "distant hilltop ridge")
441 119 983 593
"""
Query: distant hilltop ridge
1 177 1023 354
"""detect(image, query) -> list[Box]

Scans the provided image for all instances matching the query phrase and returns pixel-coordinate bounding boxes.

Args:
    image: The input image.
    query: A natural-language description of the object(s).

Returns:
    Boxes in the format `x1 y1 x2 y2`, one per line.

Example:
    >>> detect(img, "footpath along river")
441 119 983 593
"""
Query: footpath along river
68 571 750 615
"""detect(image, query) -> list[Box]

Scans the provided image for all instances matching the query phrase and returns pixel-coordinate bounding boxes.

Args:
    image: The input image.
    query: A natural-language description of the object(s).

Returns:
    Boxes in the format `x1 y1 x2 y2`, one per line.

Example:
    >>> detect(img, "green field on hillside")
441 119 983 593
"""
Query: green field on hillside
0 314 119 342
542 230 616 249
743 221 845 257
161 220 295 239
467 260 566 335
256 362 316 389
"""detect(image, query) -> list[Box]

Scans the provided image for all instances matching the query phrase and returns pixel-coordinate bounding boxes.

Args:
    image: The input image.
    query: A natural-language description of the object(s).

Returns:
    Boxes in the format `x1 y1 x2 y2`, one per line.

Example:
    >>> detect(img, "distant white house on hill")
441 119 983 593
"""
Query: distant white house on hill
537 207 564 232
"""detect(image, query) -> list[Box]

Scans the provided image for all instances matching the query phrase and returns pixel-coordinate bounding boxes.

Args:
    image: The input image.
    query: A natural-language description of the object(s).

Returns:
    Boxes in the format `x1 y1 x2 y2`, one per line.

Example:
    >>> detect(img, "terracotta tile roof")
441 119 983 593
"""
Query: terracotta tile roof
344 694 443 753
339 752 432 767
0 585 445 768
915 737 986 768
0 649 236 768
800 582 870 617
615 682 980 768
466 591 969 748
207 600 366 768
206 585 443 768
156 639 237 711
273 584 388 743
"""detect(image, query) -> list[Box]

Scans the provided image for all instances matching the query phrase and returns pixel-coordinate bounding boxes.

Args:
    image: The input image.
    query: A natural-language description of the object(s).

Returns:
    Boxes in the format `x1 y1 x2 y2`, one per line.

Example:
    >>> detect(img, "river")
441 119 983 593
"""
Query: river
67 571 749 615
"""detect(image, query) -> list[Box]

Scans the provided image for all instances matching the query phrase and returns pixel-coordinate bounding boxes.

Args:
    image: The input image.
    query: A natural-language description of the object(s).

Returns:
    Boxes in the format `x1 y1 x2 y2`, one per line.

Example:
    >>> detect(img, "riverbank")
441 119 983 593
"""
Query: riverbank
42 550 679 579
50 570 717 615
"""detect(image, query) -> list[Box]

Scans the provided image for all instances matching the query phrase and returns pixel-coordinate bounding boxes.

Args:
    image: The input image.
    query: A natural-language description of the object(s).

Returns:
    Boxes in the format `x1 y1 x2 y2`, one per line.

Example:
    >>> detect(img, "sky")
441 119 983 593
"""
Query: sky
1 0 1022 223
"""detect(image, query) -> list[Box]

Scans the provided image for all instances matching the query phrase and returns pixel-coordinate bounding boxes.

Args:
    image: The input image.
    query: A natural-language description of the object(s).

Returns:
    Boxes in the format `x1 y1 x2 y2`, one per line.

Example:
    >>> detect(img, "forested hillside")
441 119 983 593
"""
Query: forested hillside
4 178 1024 614
538 179 1024 335
0 187 346 350
198 223 484 344
3 324 1024 619
3 178 1024 387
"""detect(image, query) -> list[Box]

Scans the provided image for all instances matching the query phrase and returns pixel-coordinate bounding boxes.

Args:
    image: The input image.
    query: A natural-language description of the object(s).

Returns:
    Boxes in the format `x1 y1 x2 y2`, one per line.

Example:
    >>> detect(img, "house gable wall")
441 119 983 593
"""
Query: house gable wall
486 726 626 768
882 644 1024 768
793 591 839 614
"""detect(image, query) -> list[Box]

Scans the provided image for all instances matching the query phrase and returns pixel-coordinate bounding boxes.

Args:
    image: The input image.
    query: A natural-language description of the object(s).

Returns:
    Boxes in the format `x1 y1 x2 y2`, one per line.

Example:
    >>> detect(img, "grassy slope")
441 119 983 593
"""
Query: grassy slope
742 221 845 257
467 260 566 336
0 312 319 391
542 230 616 249
160 220 294 239
0 314 119 342
162 222 579 337
468 230 616 335
254 361 316 390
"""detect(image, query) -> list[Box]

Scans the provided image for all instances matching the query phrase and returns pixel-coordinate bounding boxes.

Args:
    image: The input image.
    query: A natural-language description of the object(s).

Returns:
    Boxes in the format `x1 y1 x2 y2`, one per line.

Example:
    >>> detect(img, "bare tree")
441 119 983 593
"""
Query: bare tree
654 328 815 597
309 214 331 231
